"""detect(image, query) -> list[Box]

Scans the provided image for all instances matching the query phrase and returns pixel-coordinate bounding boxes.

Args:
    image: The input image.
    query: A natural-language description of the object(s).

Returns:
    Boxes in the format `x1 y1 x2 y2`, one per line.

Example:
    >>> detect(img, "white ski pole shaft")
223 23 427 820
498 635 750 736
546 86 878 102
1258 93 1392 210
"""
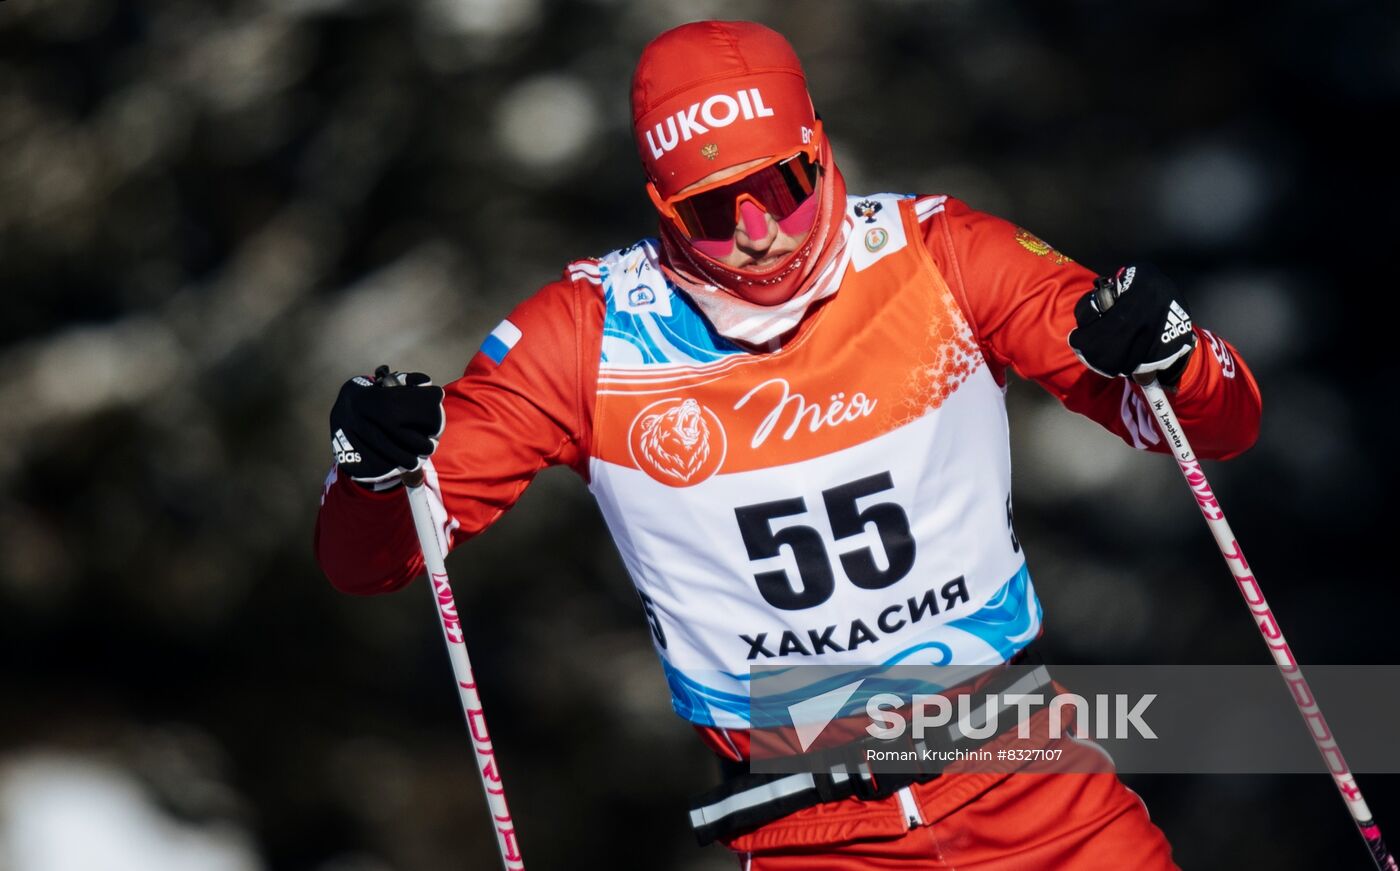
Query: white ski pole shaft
1138 377 1394 871
405 479 525 870
373 365 524 870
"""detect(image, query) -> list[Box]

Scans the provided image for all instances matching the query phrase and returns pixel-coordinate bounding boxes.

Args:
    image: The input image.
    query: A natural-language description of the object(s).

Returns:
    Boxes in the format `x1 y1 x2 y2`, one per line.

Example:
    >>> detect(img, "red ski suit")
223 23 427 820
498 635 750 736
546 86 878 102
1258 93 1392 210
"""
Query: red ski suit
316 195 1261 868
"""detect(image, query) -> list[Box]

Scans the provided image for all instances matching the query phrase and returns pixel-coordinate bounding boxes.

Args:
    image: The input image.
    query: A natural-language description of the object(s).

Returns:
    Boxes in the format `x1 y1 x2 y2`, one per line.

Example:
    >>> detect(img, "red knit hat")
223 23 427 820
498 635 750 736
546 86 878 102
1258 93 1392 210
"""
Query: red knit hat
632 21 818 199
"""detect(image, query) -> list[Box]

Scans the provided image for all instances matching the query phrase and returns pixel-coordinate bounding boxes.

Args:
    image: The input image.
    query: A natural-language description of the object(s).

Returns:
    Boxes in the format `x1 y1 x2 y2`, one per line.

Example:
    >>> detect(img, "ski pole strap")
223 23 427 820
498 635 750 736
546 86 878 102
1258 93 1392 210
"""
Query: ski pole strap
688 660 1054 846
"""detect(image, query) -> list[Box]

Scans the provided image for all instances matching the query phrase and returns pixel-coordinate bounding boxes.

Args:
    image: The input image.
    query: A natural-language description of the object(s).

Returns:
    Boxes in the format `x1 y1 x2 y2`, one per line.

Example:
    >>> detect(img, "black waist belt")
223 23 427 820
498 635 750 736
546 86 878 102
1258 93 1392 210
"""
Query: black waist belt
688 661 1053 846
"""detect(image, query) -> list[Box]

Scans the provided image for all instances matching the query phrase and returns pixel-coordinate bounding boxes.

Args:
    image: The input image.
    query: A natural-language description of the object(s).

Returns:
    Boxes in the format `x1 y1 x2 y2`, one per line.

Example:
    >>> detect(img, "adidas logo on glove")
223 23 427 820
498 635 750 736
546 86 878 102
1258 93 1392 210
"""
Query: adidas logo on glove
332 428 361 465
1161 301 1192 344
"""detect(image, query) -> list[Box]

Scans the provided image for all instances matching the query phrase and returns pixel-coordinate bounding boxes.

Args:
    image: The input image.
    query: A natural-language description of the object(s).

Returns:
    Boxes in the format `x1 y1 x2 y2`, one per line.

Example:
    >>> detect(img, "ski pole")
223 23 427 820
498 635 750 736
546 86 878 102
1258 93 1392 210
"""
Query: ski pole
1089 286 1395 869
1138 377 1394 869
375 366 526 871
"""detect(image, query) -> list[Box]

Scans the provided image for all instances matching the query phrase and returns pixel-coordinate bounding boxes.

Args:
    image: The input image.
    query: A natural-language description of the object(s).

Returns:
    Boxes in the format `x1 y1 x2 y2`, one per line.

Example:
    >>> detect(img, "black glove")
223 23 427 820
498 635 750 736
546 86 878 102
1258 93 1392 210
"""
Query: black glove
1068 263 1196 386
329 370 444 485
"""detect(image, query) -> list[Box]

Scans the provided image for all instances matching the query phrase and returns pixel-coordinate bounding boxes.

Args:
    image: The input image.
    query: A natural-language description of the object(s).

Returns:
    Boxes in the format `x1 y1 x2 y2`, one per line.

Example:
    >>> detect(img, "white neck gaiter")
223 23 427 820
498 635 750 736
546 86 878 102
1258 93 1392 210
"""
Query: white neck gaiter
661 214 853 345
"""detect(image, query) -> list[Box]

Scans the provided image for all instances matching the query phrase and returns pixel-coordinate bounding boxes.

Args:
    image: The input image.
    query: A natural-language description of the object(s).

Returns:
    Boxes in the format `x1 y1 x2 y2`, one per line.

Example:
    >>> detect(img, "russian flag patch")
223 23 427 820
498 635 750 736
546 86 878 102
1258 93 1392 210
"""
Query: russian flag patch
479 319 522 365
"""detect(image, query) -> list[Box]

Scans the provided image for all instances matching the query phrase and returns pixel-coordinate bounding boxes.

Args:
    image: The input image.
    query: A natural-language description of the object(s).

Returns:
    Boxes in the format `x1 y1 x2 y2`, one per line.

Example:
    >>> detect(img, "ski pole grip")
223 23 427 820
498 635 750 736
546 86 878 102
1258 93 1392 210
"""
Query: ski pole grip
1093 277 1120 313
372 363 426 487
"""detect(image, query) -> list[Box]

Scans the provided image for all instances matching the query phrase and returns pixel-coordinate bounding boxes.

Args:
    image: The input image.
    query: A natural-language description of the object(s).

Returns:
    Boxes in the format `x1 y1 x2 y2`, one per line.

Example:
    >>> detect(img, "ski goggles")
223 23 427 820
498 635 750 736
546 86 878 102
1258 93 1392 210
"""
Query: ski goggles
648 123 822 242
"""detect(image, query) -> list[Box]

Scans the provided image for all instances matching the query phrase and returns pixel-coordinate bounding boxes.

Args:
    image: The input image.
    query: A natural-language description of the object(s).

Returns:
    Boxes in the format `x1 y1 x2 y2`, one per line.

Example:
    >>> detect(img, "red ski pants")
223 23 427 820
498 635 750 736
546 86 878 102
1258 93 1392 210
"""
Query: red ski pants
728 744 1177 869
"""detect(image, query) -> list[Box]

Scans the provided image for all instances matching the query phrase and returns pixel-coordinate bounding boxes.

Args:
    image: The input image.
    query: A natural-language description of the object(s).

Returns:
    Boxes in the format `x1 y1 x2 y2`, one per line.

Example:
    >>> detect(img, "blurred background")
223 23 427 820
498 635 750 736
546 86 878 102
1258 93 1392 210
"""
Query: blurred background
1 0 1396 868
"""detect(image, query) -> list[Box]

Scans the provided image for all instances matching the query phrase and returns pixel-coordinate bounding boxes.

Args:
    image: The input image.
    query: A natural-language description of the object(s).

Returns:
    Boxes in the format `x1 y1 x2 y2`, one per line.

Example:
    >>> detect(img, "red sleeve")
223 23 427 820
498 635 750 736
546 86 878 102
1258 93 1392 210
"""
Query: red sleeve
314 272 604 595
921 196 1262 459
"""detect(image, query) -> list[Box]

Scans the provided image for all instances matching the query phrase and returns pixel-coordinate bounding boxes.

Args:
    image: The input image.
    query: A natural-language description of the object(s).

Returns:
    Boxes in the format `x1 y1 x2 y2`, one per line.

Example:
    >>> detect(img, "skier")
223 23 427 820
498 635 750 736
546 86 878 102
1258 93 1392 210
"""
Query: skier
316 20 1261 869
